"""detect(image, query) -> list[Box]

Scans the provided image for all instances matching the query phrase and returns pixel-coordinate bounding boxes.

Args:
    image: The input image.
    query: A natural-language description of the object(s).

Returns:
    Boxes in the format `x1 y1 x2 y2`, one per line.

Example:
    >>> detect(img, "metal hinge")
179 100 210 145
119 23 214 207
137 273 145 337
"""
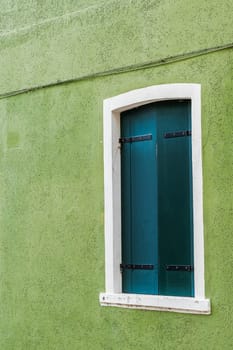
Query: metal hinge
166 265 194 271
164 130 191 138
119 134 152 144
120 264 154 272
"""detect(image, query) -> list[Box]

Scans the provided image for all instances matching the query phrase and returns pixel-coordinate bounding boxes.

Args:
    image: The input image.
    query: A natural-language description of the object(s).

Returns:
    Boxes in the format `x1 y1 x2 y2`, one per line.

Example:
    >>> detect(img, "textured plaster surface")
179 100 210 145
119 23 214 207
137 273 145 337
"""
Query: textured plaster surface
0 0 103 32
0 0 233 94
0 1 233 350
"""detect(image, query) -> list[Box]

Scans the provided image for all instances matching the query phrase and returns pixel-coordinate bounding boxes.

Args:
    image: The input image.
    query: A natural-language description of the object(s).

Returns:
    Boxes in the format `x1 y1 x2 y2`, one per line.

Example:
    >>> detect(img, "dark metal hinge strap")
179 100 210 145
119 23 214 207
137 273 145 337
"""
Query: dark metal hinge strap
166 265 194 271
164 130 191 138
120 264 154 271
119 134 152 144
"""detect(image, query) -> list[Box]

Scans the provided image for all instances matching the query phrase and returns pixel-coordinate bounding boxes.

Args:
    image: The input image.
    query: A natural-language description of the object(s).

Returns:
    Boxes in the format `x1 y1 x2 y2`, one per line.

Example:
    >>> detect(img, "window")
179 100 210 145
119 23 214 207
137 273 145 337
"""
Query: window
100 84 210 314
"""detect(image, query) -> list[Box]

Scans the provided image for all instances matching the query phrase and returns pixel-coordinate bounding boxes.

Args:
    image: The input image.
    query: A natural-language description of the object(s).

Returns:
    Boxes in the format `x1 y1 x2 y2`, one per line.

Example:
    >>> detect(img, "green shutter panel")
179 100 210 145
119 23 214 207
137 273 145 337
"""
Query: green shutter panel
121 113 133 293
120 100 194 297
157 101 194 297
121 105 158 295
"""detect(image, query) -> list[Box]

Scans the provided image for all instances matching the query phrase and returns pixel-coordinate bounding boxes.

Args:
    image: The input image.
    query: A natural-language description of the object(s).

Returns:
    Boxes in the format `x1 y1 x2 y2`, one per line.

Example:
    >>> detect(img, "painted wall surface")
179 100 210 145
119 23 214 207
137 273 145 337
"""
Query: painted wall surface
0 0 233 94
0 1 232 349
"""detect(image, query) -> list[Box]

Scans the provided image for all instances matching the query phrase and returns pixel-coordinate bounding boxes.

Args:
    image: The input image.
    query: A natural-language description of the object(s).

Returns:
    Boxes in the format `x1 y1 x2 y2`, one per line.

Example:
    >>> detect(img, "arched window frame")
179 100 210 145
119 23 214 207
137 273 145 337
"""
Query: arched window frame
100 84 210 314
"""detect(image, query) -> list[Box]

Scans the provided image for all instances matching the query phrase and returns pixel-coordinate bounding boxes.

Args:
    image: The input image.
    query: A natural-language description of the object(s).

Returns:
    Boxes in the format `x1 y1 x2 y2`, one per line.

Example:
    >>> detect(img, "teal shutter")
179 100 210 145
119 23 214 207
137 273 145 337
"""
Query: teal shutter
120 100 194 297
121 105 158 294
156 101 194 297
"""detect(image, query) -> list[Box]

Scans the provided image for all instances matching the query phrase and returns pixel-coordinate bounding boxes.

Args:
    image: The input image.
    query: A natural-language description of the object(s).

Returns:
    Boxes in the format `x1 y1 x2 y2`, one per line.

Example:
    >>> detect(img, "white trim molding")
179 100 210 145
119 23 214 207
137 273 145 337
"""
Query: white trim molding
100 84 210 315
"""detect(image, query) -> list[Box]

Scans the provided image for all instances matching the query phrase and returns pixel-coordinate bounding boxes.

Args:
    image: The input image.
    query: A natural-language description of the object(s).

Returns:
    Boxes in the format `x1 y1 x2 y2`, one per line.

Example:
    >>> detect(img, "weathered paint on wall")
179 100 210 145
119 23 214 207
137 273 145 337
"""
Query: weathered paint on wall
0 1 232 349
0 0 233 94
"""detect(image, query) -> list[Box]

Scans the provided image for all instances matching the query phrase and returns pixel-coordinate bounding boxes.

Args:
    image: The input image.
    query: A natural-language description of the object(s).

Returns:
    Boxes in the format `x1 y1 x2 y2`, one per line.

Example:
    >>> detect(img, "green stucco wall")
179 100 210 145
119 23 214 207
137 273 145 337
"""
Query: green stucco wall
0 1 232 349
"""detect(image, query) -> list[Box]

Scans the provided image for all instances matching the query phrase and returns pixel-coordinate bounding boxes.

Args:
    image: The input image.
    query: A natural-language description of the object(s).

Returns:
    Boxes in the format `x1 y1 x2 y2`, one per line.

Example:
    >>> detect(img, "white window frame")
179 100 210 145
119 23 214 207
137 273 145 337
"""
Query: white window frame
100 84 210 314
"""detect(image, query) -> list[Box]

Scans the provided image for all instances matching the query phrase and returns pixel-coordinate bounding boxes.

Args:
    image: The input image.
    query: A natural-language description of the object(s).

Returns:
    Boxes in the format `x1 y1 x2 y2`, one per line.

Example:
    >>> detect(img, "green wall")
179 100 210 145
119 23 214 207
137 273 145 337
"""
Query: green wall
0 1 233 349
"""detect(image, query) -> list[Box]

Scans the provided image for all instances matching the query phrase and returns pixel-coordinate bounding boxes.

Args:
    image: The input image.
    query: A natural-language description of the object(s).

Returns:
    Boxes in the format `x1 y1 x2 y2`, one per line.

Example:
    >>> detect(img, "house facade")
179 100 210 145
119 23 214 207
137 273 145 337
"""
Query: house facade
0 1 232 349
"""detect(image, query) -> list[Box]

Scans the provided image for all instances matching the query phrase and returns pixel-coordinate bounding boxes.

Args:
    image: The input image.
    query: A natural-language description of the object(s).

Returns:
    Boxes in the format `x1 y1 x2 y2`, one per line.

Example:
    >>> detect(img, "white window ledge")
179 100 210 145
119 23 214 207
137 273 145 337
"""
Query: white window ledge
100 293 211 315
